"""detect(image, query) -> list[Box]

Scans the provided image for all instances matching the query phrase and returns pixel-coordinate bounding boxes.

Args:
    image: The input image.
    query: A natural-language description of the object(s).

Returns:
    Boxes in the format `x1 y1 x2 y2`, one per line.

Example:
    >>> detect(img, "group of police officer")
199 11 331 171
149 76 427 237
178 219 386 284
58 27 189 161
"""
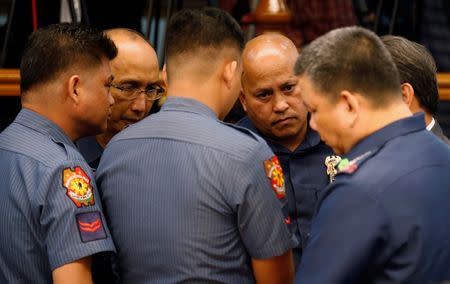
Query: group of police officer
1 6 450 284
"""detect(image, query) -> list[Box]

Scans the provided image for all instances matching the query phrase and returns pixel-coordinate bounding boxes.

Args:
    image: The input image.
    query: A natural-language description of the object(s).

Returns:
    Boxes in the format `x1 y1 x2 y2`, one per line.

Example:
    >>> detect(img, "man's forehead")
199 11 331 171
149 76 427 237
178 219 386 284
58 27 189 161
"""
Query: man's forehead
110 52 159 83
244 58 296 82
113 43 157 64
244 52 296 77
245 46 287 62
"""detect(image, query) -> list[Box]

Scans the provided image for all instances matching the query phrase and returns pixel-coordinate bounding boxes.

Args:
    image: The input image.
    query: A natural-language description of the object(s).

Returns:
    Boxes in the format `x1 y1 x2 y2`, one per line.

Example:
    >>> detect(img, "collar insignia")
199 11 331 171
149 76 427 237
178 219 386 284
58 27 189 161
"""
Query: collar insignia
336 150 374 175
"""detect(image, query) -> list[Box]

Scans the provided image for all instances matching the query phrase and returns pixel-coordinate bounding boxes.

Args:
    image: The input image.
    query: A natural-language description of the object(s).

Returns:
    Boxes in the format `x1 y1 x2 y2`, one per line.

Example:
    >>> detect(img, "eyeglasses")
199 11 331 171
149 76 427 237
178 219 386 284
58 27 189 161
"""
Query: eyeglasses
109 83 165 101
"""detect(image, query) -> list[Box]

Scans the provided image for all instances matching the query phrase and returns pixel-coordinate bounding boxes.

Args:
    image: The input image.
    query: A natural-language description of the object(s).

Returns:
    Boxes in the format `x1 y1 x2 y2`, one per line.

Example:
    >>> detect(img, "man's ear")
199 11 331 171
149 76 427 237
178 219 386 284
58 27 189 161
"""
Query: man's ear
161 63 168 87
400 82 414 107
239 90 248 112
338 90 360 127
223 60 238 90
67 75 81 105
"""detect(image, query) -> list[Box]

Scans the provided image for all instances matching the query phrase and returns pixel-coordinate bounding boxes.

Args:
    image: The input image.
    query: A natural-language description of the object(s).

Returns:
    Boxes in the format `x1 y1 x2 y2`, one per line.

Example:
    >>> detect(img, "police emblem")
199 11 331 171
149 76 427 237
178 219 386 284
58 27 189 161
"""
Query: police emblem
325 155 341 183
62 166 95 208
264 156 286 199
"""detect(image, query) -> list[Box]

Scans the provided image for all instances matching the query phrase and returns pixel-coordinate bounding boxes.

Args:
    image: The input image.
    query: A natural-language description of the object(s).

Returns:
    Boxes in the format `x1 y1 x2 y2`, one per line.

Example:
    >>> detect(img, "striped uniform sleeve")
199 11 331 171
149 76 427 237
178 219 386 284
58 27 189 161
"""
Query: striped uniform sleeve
235 145 298 259
40 162 115 270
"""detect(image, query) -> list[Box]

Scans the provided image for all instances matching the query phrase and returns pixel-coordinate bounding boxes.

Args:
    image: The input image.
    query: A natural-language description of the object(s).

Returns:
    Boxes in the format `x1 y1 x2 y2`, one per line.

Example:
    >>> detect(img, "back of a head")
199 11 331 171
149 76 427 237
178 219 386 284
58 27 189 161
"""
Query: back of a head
164 7 244 80
381 35 438 116
20 23 117 94
295 26 401 107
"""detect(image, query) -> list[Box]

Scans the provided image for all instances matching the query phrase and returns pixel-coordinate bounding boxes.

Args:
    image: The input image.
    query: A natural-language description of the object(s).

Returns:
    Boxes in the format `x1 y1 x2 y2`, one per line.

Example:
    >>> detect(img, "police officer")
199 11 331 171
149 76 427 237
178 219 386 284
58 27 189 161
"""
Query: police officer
0 24 117 283
238 33 336 264
77 28 162 170
96 7 296 283
294 26 450 283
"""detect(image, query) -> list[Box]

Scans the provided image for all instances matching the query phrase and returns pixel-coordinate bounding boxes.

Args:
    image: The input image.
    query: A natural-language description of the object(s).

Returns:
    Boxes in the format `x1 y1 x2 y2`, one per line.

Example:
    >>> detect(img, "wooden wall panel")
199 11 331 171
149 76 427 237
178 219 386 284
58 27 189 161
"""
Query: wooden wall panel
0 69 449 101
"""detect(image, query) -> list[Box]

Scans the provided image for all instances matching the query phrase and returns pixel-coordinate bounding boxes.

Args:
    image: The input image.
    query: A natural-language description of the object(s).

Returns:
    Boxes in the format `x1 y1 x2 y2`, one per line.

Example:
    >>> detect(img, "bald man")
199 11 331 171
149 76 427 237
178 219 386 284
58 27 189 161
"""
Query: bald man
77 28 162 170
237 33 336 264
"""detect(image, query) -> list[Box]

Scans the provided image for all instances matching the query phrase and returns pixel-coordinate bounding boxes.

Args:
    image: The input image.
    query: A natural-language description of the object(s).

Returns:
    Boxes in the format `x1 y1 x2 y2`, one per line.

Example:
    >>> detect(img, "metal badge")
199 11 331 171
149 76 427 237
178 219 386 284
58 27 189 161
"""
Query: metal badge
325 155 342 183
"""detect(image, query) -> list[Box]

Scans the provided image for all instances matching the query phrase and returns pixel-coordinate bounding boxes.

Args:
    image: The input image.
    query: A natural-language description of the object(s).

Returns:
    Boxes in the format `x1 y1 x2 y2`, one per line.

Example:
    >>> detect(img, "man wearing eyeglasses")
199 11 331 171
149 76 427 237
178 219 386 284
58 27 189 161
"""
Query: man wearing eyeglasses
77 28 162 170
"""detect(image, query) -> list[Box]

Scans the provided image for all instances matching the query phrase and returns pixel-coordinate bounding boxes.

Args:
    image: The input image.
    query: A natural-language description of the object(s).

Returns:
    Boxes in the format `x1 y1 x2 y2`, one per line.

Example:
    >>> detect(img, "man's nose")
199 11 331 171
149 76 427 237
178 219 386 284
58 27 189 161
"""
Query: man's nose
131 93 147 113
108 92 115 107
273 92 289 113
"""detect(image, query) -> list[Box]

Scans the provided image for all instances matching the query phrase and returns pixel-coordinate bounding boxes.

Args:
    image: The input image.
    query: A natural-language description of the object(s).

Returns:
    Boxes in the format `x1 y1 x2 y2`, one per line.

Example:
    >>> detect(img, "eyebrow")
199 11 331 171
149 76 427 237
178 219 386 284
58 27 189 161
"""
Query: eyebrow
117 79 159 87
279 81 297 88
253 87 273 94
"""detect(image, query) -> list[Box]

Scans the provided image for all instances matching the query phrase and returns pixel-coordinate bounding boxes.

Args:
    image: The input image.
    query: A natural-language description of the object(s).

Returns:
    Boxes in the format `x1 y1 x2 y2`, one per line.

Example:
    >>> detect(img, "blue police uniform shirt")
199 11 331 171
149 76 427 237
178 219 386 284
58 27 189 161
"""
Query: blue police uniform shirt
296 113 450 283
0 109 115 283
97 97 297 283
76 135 104 170
237 116 333 262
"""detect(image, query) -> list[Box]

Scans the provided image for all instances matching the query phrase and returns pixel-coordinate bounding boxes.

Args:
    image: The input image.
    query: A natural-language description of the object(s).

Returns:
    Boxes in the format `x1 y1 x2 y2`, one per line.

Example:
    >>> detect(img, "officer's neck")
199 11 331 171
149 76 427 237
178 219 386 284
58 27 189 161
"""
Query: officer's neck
352 102 412 150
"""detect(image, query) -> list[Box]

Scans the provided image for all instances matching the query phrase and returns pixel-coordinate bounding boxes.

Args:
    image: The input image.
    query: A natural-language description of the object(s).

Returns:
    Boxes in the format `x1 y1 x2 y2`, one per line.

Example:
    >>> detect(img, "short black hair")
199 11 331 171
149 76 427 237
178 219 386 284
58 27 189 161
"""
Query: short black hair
20 23 117 93
381 35 438 115
165 7 244 61
295 26 401 107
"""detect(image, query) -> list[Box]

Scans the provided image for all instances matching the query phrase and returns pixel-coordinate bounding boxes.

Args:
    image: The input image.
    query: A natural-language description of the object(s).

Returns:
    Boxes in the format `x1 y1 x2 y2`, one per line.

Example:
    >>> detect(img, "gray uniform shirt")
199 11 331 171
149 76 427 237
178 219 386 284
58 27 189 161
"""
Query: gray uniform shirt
97 97 296 283
0 109 115 283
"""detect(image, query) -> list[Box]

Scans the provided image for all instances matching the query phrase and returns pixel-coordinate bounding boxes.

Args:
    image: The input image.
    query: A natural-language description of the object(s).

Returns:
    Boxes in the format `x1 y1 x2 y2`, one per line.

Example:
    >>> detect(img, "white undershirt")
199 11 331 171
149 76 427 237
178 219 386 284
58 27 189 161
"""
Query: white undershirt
426 117 435 131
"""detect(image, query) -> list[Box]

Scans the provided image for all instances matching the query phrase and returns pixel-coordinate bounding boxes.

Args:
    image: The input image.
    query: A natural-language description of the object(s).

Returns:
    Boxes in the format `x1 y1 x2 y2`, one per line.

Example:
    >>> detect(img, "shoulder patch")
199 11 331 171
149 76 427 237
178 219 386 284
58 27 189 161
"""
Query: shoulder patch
62 166 95 208
263 156 286 199
76 211 107 242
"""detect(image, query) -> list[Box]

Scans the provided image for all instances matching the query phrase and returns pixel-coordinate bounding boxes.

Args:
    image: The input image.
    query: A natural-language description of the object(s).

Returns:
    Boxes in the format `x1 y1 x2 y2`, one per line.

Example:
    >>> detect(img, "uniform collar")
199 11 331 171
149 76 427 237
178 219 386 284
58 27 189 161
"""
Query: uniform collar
161 97 218 119
345 113 426 161
237 116 322 153
14 108 75 147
